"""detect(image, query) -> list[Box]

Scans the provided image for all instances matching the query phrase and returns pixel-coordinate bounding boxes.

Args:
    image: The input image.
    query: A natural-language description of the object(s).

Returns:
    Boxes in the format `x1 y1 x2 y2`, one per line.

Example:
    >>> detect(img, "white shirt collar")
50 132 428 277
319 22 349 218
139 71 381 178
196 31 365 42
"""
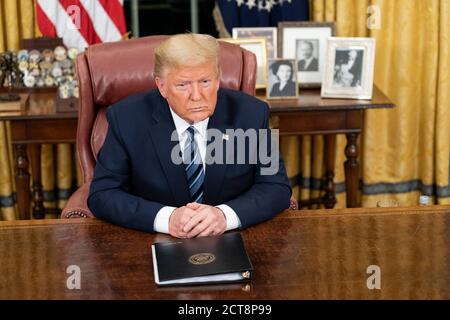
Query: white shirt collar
169 107 209 140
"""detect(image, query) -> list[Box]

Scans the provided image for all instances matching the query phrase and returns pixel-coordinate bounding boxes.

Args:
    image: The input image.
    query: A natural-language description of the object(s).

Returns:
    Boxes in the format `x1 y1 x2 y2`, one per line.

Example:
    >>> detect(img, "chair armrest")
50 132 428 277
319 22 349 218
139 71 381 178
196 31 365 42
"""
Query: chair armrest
61 182 94 218
62 184 298 217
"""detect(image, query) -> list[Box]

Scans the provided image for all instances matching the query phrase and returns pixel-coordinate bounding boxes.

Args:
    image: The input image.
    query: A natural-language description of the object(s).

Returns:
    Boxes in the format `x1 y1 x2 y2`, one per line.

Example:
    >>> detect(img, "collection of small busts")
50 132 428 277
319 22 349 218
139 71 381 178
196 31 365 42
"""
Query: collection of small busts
0 46 79 99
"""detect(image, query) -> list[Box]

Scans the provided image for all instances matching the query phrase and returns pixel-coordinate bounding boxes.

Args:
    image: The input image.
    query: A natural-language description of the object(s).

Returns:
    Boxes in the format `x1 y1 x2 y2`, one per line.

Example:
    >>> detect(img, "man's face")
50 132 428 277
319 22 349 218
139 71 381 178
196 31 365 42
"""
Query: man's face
300 42 313 59
347 50 357 68
348 50 357 60
155 63 220 124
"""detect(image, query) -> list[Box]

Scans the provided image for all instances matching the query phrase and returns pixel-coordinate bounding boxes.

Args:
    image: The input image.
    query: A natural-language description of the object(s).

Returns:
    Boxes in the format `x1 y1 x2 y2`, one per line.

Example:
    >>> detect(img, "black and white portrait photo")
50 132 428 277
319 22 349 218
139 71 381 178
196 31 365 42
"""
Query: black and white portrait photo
333 49 364 88
279 22 335 87
321 37 375 99
267 59 298 99
296 39 319 72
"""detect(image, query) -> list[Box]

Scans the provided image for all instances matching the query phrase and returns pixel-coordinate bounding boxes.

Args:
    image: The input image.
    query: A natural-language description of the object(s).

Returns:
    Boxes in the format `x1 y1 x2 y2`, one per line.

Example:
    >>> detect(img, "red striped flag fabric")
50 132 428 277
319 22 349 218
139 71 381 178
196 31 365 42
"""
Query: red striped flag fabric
36 0 127 51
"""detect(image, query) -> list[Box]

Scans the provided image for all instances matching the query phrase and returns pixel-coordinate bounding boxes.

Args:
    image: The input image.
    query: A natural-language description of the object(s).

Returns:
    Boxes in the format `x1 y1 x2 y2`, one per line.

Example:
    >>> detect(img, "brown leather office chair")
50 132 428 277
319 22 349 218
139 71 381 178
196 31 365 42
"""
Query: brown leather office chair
61 35 296 219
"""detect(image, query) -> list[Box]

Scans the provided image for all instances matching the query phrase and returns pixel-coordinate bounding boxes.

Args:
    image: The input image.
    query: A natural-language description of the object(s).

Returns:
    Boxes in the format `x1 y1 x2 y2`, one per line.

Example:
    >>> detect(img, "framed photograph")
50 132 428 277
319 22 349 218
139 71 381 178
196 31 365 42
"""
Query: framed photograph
266 59 298 100
220 38 267 89
232 27 277 59
278 21 335 88
321 37 376 100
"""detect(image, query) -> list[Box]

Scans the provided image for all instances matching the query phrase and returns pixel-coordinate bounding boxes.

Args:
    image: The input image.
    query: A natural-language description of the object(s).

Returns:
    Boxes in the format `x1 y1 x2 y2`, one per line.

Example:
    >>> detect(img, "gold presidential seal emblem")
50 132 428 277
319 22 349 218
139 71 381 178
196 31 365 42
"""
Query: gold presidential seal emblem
188 253 216 265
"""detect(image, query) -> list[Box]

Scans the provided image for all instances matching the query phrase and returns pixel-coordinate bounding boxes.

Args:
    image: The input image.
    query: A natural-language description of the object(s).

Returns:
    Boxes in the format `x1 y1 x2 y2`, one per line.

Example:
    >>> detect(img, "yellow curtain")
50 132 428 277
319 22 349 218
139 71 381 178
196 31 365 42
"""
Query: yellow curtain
0 0 80 220
310 0 450 207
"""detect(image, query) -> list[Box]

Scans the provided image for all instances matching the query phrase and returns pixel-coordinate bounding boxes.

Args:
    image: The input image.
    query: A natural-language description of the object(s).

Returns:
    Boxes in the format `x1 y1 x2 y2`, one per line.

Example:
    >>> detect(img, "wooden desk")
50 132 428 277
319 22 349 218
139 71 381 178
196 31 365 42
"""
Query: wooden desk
0 89 78 220
0 205 448 299
261 86 394 209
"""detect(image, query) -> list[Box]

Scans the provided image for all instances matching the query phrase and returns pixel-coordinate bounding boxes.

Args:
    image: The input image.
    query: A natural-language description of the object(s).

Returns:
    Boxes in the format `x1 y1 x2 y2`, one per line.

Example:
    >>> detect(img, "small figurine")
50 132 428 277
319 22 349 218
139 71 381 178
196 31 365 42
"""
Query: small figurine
0 52 22 102
0 51 23 87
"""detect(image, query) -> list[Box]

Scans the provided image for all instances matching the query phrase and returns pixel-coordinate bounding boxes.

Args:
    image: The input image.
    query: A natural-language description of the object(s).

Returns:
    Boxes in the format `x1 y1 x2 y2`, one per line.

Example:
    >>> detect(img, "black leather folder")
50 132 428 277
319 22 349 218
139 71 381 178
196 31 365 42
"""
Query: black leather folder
152 232 253 286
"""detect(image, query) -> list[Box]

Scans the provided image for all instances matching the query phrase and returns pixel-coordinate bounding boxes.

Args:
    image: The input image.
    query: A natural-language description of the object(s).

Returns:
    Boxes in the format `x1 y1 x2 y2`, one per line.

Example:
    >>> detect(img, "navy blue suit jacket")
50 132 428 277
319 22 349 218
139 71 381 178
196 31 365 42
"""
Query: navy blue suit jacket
88 88 292 232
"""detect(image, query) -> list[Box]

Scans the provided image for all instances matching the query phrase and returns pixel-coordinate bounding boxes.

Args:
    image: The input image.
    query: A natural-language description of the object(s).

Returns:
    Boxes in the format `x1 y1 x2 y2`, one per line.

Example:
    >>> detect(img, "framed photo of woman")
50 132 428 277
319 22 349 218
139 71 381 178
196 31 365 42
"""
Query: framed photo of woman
266 59 298 100
321 37 376 100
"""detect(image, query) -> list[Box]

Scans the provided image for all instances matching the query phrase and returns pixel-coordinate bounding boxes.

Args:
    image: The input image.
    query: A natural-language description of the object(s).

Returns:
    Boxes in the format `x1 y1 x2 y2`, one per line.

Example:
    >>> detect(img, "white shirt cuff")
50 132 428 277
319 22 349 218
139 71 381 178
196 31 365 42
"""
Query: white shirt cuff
216 204 242 231
153 206 176 234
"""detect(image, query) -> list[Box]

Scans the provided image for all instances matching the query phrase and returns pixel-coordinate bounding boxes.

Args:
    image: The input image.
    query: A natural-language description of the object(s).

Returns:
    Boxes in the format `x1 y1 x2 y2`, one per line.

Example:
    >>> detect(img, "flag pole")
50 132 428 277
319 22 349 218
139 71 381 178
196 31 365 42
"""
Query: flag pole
190 0 199 33
131 0 140 38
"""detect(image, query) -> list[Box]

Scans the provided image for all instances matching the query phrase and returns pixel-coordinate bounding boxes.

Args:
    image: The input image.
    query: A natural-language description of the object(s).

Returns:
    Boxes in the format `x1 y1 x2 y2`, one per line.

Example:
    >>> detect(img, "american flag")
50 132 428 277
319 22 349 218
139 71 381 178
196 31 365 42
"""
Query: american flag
36 0 127 51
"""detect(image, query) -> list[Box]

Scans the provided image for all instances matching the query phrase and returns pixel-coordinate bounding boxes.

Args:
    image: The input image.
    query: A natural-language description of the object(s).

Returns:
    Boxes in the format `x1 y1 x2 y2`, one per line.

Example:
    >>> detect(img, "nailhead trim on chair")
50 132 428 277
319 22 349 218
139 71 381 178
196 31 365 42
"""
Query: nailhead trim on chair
66 203 297 217
65 211 89 218
290 199 298 210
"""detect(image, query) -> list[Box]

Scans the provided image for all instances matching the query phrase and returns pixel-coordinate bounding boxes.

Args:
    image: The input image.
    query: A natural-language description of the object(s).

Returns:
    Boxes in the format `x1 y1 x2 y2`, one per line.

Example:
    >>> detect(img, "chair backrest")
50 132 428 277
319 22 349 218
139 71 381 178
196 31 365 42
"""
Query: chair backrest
75 35 257 183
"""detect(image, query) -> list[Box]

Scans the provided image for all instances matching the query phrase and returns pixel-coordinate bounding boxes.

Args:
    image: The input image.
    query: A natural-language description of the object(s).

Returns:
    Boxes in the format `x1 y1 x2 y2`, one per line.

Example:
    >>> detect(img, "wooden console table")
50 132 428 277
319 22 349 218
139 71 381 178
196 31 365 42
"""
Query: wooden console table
261 86 394 209
0 86 393 219
0 89 77 220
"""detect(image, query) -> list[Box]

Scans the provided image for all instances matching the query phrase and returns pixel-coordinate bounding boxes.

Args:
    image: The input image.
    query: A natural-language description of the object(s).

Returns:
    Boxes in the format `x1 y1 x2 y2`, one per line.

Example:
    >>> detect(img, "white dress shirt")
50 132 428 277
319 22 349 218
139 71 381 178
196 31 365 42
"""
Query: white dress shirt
153 107 242 233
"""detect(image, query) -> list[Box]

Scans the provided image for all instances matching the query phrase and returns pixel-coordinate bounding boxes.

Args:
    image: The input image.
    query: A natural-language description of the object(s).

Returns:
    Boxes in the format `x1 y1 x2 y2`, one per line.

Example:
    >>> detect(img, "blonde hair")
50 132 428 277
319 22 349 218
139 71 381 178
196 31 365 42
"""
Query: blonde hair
153 33 220 78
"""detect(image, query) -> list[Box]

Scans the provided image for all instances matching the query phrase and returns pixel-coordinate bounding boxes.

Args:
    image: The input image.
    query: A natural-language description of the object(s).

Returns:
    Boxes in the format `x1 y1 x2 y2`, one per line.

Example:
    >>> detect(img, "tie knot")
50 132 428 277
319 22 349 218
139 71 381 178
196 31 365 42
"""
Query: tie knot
186 126 195 139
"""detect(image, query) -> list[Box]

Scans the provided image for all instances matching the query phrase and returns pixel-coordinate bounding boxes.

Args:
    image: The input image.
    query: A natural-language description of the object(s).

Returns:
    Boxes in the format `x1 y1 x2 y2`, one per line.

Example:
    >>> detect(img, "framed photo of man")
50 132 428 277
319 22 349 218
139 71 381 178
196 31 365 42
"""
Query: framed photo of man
266 59 298 100
278 21 335 88
321 37 376 100
232 27 277 59
220 38 267 89
296 39 319 72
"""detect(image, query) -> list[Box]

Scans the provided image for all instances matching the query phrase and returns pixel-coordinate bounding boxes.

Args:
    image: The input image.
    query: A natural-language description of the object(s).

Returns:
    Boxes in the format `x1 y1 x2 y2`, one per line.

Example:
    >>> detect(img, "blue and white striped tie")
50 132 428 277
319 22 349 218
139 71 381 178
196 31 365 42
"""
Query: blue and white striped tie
184 126 204 203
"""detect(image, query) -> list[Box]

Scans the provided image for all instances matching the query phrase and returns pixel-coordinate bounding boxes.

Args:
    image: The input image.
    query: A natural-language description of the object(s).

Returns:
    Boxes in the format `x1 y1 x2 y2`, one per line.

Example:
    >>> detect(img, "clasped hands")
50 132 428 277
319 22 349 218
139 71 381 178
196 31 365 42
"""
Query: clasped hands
168 203 227 238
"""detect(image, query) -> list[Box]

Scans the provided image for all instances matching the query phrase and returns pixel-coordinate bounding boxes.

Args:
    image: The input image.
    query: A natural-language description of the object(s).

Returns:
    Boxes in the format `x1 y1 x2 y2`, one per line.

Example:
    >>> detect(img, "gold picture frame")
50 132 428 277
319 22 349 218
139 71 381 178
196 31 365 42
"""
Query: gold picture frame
232 27 277 59
220 38 268 89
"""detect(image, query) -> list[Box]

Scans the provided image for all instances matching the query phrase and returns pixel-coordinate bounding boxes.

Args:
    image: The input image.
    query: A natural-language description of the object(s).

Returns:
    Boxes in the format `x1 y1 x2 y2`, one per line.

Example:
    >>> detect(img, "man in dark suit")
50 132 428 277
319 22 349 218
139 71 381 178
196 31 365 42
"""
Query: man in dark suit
88 34 291 238
297 40 319 72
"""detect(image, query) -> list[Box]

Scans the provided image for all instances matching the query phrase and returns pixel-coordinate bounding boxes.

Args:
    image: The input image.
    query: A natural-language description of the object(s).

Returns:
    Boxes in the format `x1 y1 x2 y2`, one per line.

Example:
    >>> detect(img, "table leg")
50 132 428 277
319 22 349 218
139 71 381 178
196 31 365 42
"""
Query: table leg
14 144 30 220
297 137 303 209
345 133 360 208
29 144 45 219
323 134 337 209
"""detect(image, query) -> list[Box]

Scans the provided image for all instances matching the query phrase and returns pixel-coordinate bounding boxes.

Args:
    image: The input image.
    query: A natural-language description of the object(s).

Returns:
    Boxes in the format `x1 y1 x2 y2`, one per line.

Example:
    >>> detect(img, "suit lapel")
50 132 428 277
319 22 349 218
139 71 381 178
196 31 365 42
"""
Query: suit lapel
203 90 230 205
147 93 191 206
